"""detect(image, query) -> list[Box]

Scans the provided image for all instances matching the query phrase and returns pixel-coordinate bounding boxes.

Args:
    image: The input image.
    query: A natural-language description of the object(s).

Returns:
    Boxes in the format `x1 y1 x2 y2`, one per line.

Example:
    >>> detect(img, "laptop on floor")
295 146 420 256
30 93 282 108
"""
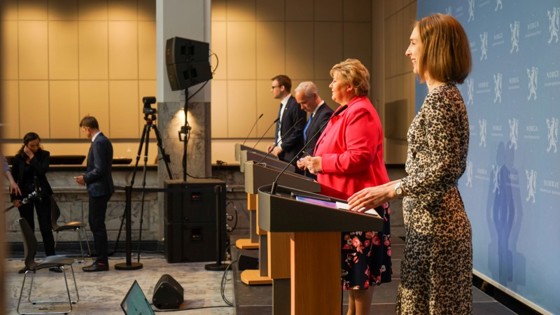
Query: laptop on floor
121 280 155 315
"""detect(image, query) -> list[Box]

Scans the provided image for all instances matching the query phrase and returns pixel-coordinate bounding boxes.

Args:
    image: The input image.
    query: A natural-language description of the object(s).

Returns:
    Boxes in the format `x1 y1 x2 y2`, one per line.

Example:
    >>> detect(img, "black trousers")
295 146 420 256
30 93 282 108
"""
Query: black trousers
18 196 55 256
88 194 111 264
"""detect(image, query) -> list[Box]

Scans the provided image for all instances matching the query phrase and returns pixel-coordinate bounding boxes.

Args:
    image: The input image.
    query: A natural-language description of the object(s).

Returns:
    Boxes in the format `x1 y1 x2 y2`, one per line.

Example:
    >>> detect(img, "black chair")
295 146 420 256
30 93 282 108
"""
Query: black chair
17 218 80 314
50 197 91 262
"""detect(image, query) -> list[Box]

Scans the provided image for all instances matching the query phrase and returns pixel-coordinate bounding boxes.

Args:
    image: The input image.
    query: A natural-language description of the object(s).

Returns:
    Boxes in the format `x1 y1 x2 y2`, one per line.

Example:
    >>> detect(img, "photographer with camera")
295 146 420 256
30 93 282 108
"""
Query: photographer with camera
10 132 59 273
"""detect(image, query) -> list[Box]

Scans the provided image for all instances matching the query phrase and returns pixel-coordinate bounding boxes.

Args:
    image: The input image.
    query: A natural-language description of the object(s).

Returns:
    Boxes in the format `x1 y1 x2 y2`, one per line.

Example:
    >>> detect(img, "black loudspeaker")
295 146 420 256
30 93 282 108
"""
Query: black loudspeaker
165 37 212 91
164 179 227 263
152 274 184 310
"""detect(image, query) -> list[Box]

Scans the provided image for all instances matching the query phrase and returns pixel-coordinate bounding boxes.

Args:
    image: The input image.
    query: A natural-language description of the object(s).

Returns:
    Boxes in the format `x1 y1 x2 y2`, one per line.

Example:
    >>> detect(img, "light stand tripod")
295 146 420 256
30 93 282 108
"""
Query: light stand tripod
114 97 172 270
179 89 190 182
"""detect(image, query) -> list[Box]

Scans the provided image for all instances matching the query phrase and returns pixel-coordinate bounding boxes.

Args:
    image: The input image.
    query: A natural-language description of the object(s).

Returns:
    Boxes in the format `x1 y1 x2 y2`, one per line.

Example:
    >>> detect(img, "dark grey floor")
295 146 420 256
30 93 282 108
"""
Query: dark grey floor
231 234 517 315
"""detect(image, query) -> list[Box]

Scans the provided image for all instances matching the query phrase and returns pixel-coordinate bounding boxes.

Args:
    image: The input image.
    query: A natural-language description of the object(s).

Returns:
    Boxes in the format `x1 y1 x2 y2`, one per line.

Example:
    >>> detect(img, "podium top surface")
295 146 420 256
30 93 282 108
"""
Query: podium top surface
257 184 383 232
236 144 294 173
244 161 319 194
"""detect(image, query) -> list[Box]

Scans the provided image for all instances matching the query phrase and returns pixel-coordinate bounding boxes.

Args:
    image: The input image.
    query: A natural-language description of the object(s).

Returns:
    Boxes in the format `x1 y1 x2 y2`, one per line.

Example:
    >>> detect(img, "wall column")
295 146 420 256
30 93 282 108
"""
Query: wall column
154 0 212 240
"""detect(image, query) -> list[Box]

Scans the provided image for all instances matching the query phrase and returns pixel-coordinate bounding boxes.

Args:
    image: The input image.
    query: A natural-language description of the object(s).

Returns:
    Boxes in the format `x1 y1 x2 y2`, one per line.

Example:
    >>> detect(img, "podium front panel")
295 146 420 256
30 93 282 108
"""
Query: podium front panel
258 184 383 232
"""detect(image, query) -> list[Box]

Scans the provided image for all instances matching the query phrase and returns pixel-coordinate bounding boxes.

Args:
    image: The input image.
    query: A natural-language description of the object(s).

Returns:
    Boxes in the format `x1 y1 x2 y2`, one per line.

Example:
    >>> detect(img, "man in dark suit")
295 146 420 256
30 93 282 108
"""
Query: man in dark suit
294 81 334 179
75 116 114 272
267 75 307 165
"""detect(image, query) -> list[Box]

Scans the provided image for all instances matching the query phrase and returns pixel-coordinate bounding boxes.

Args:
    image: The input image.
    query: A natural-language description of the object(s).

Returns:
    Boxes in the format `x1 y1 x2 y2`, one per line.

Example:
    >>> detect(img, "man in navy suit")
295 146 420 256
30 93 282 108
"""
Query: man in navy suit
267 75 307 165
294 81 334 179
75 116 114 272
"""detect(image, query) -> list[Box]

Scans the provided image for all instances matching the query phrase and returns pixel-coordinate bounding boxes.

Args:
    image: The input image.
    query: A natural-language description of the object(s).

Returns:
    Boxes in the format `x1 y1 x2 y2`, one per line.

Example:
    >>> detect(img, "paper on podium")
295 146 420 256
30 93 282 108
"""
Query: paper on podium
295 196 381 218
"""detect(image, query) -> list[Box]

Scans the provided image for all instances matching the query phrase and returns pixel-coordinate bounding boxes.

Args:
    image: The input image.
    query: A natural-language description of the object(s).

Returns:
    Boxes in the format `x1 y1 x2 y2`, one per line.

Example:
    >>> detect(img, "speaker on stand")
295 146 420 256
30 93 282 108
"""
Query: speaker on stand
152 274 184 310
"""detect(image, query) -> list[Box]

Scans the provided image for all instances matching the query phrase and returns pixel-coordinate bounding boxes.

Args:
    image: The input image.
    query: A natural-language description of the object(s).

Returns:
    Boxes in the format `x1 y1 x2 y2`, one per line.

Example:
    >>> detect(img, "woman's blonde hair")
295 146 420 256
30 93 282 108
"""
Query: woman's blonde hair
417 13 472 84
329 58 370 97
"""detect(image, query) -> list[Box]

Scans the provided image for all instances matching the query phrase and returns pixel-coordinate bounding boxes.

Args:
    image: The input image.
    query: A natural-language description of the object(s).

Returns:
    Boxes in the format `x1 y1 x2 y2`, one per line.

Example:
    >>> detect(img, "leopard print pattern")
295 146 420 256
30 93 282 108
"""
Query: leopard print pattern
397 83 473 315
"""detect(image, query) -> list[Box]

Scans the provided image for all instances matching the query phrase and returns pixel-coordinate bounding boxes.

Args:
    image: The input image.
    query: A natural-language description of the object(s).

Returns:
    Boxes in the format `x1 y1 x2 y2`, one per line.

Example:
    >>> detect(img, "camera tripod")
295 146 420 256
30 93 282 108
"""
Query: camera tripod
113 97 172 269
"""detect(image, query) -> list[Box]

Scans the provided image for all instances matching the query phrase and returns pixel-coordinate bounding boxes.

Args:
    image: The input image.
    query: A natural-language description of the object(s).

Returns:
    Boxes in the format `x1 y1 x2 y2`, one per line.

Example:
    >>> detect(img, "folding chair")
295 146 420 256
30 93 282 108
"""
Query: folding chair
17 218 80 314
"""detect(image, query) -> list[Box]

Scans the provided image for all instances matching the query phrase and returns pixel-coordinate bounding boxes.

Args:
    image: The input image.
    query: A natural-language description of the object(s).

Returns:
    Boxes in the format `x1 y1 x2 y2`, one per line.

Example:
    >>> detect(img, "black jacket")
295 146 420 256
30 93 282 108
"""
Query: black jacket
276 95 307 163
84 132 114 197
302 103 334 156
10 149 53 201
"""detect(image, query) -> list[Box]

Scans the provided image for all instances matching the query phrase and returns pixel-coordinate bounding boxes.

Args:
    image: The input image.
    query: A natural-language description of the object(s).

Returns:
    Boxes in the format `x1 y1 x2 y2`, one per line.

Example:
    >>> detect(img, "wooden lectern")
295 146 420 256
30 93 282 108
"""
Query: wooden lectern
234 144 291 251
241 161 320 291
258 184 383 315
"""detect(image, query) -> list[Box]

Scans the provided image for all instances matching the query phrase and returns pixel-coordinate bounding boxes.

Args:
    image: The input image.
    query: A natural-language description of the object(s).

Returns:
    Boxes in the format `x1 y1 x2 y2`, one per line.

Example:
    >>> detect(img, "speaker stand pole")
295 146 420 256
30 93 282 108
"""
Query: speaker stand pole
205 185 227 271
115 185 143 270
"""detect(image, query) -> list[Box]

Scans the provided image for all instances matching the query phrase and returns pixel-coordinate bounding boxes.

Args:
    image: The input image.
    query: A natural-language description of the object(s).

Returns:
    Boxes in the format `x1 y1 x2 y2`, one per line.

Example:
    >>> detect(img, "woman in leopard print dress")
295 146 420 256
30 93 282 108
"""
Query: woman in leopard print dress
348 14 473 314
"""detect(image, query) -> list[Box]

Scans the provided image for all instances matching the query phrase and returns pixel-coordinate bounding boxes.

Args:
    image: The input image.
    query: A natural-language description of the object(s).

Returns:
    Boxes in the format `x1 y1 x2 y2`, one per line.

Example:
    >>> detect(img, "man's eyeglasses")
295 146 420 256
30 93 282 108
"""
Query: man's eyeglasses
271 85 280 89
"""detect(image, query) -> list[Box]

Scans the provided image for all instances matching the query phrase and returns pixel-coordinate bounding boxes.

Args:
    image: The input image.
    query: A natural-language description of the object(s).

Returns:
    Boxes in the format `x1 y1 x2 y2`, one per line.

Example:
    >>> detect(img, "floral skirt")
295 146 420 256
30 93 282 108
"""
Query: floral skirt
341 203 392 290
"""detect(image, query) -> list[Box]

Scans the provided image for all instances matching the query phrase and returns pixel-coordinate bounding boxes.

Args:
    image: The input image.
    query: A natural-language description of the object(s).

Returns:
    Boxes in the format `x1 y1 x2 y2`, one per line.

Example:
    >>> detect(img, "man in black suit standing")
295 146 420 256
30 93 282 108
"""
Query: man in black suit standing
267 75 307 164
294 81 334 179
75 116 114 272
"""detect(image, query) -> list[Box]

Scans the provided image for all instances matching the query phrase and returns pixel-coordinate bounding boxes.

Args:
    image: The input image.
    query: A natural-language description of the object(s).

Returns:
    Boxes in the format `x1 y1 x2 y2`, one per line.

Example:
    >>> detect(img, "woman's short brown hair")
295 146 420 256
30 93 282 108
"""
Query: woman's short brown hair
417 13 472 84
329 58 370 97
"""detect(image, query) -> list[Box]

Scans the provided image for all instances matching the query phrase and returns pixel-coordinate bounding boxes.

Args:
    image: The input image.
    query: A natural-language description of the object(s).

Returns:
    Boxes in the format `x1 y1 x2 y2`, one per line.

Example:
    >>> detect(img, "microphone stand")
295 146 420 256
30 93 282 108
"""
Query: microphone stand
253 118 278 149
242 113 264 146
256 116 304 165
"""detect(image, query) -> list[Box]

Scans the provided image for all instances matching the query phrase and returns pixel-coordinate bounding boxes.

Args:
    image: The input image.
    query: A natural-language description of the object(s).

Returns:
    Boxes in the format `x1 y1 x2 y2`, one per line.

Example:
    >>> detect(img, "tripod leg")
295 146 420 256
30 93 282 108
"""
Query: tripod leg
151 125 173 179
113 124 149 255
136 125 151 262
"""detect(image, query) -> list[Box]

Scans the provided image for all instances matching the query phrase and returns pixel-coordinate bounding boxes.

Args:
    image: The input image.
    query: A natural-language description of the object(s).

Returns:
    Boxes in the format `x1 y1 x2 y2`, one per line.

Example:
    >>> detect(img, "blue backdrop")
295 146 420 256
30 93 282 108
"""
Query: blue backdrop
416 1 560 314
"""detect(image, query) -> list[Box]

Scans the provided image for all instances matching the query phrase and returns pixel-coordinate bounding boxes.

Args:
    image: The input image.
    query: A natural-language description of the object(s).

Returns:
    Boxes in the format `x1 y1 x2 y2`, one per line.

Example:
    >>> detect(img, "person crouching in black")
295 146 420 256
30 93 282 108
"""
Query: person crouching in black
11 132 60 273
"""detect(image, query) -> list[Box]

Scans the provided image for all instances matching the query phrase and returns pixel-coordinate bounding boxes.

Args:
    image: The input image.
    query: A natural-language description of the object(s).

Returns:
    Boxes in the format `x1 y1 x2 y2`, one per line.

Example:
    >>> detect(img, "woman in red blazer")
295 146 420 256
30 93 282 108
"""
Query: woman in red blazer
300 58 392 315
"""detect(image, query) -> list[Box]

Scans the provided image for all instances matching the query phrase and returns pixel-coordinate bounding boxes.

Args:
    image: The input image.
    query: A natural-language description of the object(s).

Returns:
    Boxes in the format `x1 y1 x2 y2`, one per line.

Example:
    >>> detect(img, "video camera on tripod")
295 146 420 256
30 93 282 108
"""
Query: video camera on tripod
143 96 157 122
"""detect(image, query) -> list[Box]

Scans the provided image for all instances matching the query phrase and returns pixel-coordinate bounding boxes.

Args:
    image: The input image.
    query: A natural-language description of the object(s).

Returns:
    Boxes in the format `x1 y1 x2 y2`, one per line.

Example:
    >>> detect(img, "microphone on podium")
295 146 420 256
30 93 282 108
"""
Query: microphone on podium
253 118 279 149
256 116 304 165
270 104 348 194
242 113 264 146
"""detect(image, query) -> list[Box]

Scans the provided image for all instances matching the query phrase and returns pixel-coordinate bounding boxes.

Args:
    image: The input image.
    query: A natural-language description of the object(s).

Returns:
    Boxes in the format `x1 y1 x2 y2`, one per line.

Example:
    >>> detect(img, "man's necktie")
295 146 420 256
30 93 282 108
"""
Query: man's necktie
275 103 282 142
303 113 313 142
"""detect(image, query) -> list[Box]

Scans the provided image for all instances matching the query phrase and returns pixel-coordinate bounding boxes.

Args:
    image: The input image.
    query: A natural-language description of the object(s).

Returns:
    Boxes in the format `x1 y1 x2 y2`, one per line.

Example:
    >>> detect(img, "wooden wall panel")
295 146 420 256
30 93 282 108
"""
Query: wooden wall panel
138 21 156 80
48 0 78 20
108 21 138 80
211 80 228 138
285 22 313 80
50 81 80 138
79 80 109 130
78 0 108 21
226 22 256 80
19 81 49 136
255 80 280 138
1 21 18 80
49 21 79 80
19 21 48 80
18 0 47 20
1 81 20 139
313 22 343 79
256 22 285 80
79 21 108 80
109 80 139 138
227 80 256 137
